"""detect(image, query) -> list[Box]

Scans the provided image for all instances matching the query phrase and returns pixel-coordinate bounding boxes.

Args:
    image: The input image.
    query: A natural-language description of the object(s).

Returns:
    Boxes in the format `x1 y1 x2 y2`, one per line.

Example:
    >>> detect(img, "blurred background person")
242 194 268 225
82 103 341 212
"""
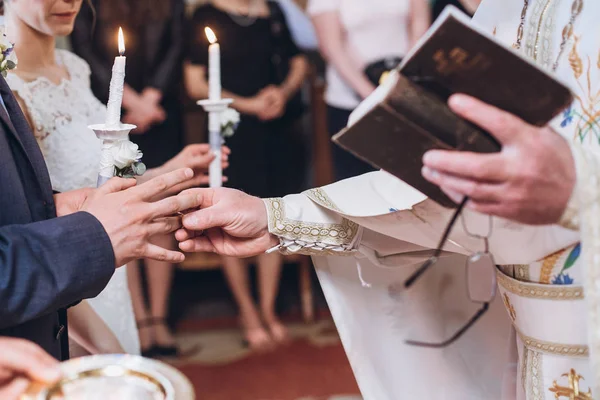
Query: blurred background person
309 0 430 180
71 0 187 358
277 0 318 51
432 0 481 21
185 0 309 351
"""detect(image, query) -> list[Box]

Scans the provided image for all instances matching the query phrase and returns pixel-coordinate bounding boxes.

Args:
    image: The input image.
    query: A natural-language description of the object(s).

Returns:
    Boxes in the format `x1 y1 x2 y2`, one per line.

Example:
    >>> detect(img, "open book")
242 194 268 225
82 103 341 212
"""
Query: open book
332 6 573 208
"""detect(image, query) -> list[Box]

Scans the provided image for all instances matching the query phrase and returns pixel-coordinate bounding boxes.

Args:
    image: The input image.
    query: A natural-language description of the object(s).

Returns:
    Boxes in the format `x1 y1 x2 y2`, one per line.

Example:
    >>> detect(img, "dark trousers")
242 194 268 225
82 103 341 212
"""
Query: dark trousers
327 105 375 181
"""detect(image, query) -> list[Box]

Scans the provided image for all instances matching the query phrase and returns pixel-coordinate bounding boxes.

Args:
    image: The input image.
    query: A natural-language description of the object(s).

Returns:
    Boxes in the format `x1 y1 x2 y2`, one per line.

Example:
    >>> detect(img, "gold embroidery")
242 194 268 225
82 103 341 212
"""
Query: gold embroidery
264 198 359 246
516 265 531 282
549 369 593 399
503 293 517 321
540 249 567 284
564 37 600 145
497 270 584 300
533 0 553 62
517 330 588 358
569 36 584 79
529 350 544 400
279 247 354 257
522 346 529 392
304 188 342 212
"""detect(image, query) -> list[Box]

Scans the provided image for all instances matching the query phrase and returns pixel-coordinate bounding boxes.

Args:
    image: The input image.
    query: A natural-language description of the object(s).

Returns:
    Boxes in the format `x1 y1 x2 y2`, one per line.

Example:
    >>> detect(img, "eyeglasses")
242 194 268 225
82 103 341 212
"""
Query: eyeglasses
403 198 497 348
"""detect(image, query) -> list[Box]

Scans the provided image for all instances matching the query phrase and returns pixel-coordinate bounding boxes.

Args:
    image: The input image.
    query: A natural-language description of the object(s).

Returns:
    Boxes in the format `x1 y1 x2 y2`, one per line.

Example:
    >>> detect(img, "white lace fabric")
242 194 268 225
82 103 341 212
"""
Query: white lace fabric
6 49 140 355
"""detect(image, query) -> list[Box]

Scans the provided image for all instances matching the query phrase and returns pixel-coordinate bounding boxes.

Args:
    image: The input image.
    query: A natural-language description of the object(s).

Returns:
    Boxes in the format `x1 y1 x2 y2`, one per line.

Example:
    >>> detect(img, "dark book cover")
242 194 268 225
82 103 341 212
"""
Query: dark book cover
332 6 573 208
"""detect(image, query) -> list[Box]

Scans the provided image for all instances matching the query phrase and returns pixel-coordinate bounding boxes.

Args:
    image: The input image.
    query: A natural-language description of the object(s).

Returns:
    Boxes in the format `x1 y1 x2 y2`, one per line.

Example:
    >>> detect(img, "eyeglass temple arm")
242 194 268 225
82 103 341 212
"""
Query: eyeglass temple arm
404 302 489 348
404 197 469 289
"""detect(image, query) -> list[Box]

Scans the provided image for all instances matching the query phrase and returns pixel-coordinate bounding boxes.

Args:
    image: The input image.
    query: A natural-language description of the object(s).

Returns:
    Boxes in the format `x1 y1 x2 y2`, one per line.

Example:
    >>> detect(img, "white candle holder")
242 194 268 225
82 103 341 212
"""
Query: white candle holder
89 123 137 187
197 98 234 188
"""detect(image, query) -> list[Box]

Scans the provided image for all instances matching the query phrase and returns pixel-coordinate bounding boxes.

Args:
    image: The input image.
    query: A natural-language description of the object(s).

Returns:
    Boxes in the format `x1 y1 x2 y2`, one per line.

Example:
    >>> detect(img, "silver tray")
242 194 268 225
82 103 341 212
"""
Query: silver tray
22 354 194 400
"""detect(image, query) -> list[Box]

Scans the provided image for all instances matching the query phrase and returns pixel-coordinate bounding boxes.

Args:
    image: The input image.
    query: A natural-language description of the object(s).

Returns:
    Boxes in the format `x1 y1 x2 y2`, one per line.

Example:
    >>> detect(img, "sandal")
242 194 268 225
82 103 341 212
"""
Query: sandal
137 317 180 358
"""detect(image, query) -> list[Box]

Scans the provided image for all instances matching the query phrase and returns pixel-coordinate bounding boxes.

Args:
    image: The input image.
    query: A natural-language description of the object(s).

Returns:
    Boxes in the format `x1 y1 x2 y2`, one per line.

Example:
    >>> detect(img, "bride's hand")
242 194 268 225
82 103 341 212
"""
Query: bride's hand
161 144 230 188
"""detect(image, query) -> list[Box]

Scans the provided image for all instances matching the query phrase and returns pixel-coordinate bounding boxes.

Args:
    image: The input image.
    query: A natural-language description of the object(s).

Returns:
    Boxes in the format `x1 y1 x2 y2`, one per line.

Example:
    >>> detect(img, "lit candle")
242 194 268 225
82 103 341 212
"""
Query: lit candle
105 27 126 127
205 27 221 100
204 27 222 188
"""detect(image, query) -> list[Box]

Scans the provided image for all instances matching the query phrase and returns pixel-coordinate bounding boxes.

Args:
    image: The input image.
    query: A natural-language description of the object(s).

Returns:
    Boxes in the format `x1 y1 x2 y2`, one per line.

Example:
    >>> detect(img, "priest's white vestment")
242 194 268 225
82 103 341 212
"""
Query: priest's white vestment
263 0 600 398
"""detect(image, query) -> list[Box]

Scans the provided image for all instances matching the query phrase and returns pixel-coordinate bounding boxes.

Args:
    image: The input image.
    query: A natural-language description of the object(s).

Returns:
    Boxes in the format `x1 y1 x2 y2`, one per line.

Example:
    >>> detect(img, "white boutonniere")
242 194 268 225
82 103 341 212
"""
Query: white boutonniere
221 108 240 138
0 28 17 78
110 140 146 178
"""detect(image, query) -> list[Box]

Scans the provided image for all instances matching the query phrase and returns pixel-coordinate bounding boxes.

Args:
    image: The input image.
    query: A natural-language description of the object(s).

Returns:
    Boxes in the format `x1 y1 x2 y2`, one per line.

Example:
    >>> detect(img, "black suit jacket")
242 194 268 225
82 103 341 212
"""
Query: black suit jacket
0 76 115 360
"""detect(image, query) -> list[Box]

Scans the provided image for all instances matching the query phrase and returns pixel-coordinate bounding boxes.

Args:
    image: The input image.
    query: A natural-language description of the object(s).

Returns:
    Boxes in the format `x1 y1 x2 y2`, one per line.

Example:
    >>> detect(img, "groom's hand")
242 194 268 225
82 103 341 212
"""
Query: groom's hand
81 168 204 266
175 188 278 257
54 188 94 217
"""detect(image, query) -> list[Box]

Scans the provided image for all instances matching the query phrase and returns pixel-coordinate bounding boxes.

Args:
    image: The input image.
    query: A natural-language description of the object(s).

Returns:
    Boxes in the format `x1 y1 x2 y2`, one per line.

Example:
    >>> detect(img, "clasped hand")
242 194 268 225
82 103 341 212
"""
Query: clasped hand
244 85 288 121
421 94 576 225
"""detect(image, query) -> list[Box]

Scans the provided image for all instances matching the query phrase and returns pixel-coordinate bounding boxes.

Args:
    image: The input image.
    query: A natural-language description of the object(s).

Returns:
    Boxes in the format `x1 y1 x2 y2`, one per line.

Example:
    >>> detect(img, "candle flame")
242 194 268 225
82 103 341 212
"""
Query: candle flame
118 27 125 56
205 27 217 44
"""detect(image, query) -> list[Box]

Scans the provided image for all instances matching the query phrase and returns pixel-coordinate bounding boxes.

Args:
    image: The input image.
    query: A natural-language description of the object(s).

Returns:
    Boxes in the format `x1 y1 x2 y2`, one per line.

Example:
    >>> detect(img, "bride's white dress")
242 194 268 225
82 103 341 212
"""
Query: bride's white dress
6 49 140 355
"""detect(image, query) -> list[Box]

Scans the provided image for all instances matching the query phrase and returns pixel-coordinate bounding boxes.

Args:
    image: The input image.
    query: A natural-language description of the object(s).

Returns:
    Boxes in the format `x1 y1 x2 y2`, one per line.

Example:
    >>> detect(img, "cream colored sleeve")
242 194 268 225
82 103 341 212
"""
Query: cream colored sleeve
558 144 600 231
263 194 362 256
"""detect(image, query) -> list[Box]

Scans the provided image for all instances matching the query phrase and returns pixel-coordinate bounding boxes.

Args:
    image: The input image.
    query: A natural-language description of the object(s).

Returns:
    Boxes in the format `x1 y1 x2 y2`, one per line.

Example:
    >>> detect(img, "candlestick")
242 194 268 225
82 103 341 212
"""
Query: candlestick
89 124 137 187
197 99 233 188
205 27 221 101
106 27 126 127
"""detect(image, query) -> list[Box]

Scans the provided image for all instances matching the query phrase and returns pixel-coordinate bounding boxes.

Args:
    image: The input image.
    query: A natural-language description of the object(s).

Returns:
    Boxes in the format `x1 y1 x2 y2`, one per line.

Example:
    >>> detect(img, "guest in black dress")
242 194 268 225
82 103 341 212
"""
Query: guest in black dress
71 0 186 358
185 0 309 350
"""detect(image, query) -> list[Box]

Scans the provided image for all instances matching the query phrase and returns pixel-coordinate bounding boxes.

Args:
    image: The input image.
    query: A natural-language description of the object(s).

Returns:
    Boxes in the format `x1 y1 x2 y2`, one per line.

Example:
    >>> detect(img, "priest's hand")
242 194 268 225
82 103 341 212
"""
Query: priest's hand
175 188 279 257
421 94 576 225
80 168 204 266
0 337 61 400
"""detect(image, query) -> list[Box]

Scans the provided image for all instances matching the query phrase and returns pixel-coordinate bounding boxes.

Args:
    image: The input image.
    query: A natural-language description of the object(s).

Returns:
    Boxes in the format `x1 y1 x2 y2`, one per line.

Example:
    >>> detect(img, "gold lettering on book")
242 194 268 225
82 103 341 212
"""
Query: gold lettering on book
433 48 492 76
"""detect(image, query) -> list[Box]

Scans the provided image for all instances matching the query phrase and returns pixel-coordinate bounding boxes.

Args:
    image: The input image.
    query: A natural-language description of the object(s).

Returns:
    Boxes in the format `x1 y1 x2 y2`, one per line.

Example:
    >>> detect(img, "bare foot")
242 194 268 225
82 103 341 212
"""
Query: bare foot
240 311 273 351
263 316 289 344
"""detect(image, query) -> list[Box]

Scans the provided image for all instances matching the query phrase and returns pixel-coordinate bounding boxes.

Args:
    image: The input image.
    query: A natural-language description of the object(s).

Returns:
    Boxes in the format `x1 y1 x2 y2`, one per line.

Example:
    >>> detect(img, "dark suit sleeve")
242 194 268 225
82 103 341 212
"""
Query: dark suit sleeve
147 0 186 93
0 212 115 329
71 0 113 102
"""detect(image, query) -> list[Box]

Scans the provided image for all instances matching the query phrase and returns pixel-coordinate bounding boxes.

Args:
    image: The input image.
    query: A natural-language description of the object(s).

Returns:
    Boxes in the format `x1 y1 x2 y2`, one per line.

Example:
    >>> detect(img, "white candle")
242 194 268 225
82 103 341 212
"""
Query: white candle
204 27 223 188
205 27 221 101
106 27 126 127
